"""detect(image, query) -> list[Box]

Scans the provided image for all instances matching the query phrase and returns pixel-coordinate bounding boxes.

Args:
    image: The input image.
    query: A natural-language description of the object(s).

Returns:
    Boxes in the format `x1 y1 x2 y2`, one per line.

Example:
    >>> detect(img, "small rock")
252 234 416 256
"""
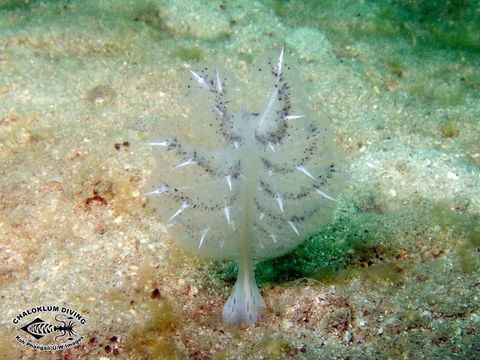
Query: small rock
421 310 432 319
385 317 397 326
282 319 293 330
447 171 459 180
189 285 199 296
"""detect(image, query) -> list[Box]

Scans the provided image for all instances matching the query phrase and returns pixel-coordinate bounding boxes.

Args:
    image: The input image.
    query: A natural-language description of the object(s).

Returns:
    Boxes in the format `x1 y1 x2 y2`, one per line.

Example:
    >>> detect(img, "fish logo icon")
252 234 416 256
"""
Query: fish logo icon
20 315 77 342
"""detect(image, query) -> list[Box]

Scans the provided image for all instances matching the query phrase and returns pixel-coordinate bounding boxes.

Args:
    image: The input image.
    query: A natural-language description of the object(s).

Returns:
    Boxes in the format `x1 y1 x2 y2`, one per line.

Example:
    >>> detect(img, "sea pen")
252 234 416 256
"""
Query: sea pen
146 48 343 325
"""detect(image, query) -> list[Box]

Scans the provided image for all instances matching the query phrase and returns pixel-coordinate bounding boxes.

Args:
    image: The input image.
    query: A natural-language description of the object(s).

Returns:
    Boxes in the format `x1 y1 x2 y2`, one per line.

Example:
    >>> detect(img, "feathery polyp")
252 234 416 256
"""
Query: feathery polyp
146 49 344 325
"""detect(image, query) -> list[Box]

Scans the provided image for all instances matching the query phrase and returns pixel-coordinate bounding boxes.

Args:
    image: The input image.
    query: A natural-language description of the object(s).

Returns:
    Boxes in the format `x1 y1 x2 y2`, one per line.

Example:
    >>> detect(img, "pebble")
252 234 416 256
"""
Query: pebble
385 317 397 326
190 285 199 296
282 319 293 330
447 171 459 180
421 310 432 319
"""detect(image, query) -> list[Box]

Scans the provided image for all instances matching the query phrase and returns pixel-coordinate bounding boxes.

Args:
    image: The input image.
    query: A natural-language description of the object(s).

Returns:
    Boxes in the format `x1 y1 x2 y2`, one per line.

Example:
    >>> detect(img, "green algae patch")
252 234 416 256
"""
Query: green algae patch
173 46 203 62
249 337 296 360
271 0 480 52
382 0 480 53
125 298 182 360
455 223 479 274
0 0 54 11
133 2 170 37
440 120 461 139
314 260 412 288
271 0 479 108
400 309 427 330
430 202 480 274
386 59 405 78
456 241 478 274
255 203 392 285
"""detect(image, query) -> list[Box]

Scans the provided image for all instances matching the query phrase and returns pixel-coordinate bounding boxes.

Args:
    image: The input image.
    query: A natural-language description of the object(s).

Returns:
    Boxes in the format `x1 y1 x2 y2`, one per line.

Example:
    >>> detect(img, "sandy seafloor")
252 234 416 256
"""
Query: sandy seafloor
0 1 479 359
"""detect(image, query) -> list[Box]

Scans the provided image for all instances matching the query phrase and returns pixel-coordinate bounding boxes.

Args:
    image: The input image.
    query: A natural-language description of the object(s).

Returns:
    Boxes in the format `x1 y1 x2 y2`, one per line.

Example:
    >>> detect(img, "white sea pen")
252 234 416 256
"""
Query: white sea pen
146 48 343 325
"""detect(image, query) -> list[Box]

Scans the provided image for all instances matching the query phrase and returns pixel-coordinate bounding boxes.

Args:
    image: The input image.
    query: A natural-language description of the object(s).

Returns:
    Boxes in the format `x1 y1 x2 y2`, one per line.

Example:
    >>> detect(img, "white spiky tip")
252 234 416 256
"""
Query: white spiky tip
225 175 232 191
296 165 316 180
284 114 305 120
167 201 189 222
215 69 223 94
144 141 166 146
277 46 284 76
223 206 231 225
315 187 336 201
288 221 300 236
174 157 196 168
275 195 284 212
189 69 210 90
144 184 170 196
270 233 277 243
198 227 210 249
